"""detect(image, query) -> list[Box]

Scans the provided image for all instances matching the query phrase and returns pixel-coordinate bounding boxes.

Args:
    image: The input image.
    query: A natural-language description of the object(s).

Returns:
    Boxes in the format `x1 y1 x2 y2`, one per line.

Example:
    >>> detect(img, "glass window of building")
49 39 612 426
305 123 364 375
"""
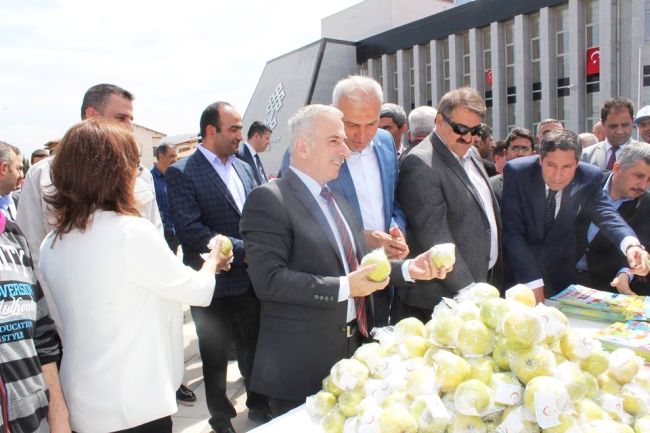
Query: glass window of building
505 20 516 131
556 5 571 125
462 32 471 86
585 0 600 131
443 38 450 93
482 27 492 126
425 43 432 106
530 13 542 131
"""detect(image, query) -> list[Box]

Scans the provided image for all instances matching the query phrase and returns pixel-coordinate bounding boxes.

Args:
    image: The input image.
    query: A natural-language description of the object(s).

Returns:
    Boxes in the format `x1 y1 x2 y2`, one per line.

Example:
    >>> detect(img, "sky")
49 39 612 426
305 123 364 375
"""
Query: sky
0 0 361 157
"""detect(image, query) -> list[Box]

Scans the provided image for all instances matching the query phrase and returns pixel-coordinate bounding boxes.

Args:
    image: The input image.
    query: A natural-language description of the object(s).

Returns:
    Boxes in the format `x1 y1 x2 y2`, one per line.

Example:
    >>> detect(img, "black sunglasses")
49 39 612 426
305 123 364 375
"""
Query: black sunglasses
440 112 482 136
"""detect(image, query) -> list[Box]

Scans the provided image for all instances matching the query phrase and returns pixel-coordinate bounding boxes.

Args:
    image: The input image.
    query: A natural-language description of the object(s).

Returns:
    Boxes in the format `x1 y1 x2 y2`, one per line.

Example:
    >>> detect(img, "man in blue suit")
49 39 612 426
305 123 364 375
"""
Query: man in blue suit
502 129 649 302
166 102 269 433
236 121 272 186
327 76 409 326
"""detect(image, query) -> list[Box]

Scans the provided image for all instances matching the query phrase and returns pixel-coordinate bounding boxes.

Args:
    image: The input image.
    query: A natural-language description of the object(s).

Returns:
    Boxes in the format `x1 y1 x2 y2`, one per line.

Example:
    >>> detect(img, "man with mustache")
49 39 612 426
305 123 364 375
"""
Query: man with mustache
575 142 650 295
396 87 501 322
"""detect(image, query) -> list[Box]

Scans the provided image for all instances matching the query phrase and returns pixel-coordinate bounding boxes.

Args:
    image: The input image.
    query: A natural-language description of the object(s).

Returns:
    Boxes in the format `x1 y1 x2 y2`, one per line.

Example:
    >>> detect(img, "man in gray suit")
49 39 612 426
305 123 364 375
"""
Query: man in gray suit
582 97 637 170
396 87 501 322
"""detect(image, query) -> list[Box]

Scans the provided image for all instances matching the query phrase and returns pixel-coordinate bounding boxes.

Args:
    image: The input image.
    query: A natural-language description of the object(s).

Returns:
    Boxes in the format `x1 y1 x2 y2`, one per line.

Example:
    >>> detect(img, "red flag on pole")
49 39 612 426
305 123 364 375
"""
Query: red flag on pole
586 46 600 76
486 69 493 87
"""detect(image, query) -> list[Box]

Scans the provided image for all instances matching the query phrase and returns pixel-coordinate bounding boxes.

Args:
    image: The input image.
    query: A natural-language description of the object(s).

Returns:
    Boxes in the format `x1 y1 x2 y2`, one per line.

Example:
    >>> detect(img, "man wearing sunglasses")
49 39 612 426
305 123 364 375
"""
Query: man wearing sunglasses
395 87 501 323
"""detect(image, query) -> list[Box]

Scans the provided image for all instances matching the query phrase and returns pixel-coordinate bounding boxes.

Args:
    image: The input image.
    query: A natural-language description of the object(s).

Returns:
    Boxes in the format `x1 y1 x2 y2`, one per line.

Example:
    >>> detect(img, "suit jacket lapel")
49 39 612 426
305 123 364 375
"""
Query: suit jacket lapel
233 159 254 198
332 163 364 229
285 170 346 270
244 146 263 185
194 151 242 215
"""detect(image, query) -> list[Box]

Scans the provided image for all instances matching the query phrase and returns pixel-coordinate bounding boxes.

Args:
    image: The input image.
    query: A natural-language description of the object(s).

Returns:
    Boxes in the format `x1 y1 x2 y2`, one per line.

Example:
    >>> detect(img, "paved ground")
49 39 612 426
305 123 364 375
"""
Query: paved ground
172 309 265 433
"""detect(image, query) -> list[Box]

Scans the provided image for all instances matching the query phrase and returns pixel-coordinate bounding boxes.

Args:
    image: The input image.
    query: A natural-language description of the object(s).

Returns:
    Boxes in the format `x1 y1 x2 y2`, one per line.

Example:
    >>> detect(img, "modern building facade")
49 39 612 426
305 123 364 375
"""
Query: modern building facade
244 0 650 173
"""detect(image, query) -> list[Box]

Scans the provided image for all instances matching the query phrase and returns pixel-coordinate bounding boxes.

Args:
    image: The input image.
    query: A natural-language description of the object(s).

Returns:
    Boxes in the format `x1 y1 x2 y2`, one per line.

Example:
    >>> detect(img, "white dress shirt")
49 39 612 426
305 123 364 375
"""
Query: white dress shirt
346 142 386 231
197 145 246 212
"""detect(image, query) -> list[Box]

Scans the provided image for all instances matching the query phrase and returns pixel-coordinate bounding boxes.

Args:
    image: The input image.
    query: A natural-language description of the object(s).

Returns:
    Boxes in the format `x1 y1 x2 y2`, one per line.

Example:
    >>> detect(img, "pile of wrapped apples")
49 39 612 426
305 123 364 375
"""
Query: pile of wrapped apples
306 282 650 433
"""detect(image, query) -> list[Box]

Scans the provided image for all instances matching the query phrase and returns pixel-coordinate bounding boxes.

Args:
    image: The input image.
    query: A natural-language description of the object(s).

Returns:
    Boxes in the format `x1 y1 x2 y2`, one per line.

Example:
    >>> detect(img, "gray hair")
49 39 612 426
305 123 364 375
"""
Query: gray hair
332 75 383 109
437 87 486 118
539 129 580 160
617 142 650 169
577 132 598 150
408 106 437 137
536 118 563 141
380 103 407 128
0 141 20 163
288 105 343 155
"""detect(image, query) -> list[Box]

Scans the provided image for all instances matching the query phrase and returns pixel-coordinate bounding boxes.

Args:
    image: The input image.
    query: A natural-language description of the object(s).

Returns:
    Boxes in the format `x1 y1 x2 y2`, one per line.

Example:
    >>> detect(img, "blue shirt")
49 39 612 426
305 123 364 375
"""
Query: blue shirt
151 166 174 233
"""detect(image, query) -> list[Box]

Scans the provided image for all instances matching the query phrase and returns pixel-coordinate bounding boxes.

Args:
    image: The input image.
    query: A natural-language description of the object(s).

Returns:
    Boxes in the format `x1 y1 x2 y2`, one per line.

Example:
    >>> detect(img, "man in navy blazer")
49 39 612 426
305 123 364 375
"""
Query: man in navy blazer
236 121 272 186
166 102 269 433
502 129 649 302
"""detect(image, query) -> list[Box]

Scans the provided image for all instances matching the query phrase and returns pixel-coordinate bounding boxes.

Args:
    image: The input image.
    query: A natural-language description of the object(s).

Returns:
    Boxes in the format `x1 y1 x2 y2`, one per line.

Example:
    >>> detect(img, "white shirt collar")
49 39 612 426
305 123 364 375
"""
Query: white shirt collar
244 141 258 158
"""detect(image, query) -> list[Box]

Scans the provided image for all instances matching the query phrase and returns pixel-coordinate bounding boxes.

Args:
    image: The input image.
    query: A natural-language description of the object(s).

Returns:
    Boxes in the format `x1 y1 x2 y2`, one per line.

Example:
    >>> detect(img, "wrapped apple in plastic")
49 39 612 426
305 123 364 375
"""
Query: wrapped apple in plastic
523 376 571 427
446 414 486 433
306 390 337 418
491 337 513 371
409 395 451 433
455 302 480 321
394 317 425 339
432 349 471 393
322 406 346 433
553 361 588 401
621 382 650 416
456 319 495 358
575 398 609 422
505 284 536 308
509 345 556 384
399 335 430 359
378 405 418 433
634 415 650 433
338 390 365 417
489 372 523 406
534 303 569 343
429 243 455 269
454 379 493 416
426 306 463 347
360 248 391 282
498 406 539 433
501 308 543 349
404 366 438 399
467 357 496 384
457 283 500 306
580 349 610 376
582 419 635 433
608 348 643 385
330 358 370 392
559 330 599 361
479 297 511 330
323 375 345 397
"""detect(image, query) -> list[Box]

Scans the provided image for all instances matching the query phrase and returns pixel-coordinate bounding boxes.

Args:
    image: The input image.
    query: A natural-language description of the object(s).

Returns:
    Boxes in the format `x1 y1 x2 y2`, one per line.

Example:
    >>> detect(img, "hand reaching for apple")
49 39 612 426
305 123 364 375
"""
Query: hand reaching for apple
348 264 389 297
408 249 452 281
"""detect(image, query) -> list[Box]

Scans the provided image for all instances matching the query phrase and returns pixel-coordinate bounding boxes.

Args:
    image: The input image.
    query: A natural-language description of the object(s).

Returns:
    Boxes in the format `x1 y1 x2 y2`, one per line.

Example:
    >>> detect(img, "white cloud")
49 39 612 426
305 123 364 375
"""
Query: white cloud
0 0 361 155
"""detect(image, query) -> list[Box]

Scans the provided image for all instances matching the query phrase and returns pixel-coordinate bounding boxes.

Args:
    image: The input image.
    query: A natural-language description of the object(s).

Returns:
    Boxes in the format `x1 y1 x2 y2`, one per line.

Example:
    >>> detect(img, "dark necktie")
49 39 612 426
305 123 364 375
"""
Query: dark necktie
254 154 267 183
544 189 557 236
320 187 368 338
606 146 618 170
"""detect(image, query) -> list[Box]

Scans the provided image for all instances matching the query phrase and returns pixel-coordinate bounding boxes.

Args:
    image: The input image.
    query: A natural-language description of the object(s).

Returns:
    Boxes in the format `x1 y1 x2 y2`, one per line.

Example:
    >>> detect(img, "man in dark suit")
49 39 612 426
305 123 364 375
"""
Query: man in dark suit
489 127 534 205
236 121 272 186
166 102 269 433
502 129 649 302
575 142 650 295
240 104 448 417
396 87 501 323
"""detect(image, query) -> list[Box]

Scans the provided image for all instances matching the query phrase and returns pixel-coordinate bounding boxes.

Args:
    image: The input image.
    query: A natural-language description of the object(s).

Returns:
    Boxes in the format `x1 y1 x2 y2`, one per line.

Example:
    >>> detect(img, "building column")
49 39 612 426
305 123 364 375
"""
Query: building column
566 0 585 133
491 21 507 138
381 54 393 102
514 14 532 131
469 28 484 95
396 49 409 109
413 44 427 107
367 58 381 83
540 7 556 121
431 40 445 105
599 0 616 99
448 34 463 90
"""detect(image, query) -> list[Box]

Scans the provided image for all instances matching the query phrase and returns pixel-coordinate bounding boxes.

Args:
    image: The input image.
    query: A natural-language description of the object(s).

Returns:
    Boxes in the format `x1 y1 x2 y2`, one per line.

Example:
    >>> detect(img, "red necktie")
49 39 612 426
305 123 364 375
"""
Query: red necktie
320 187 368 338
606 147 618 170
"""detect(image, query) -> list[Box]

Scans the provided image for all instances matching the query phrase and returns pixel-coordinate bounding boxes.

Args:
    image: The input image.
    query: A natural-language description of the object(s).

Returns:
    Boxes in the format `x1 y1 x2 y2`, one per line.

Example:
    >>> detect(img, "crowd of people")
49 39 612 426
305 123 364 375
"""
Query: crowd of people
1 75 650 433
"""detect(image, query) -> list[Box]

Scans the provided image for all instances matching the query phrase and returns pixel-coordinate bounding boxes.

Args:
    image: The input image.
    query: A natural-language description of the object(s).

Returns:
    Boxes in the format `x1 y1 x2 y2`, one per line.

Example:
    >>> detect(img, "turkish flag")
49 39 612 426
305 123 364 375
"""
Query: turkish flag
586 46 600 76
486 69 493 87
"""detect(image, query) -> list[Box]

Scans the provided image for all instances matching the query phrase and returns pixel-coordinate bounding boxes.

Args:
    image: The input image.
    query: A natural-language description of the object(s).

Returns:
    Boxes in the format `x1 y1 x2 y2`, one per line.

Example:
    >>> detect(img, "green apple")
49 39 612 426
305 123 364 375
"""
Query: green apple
338 389 364 417
510 345 555 384
466 283 501 306
399 335 430 359
353 342 386 377
598 372 622 395
381 391 412 411
553 361 587 401
502 309 542 349
559 330 598 361
457 320 495 357
583 372 600 399
395 317 425 338
432 349 471 393
608 348 642 385
467 357 497 384
582 420 635 433
536 304 569 343
491 337 513 371
405 366 437 398
361 248 391 282
505 284 536 307
621 383 650 416
479 298 511 330
323 375 344 397
454 379 492 416
409 395 451 433
216 234 232 255
426 311 463 347
489 372 523 406
330 358 370 391
522 375 570 418
446 414 486 433
455 302 480 321
575 398 608 422
321 406 346 433
499 406 538 433
580 350 610 376
543 414 579 433
634 415 650 433
429 243 455 268
306 390 337 418
378 405 418 433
